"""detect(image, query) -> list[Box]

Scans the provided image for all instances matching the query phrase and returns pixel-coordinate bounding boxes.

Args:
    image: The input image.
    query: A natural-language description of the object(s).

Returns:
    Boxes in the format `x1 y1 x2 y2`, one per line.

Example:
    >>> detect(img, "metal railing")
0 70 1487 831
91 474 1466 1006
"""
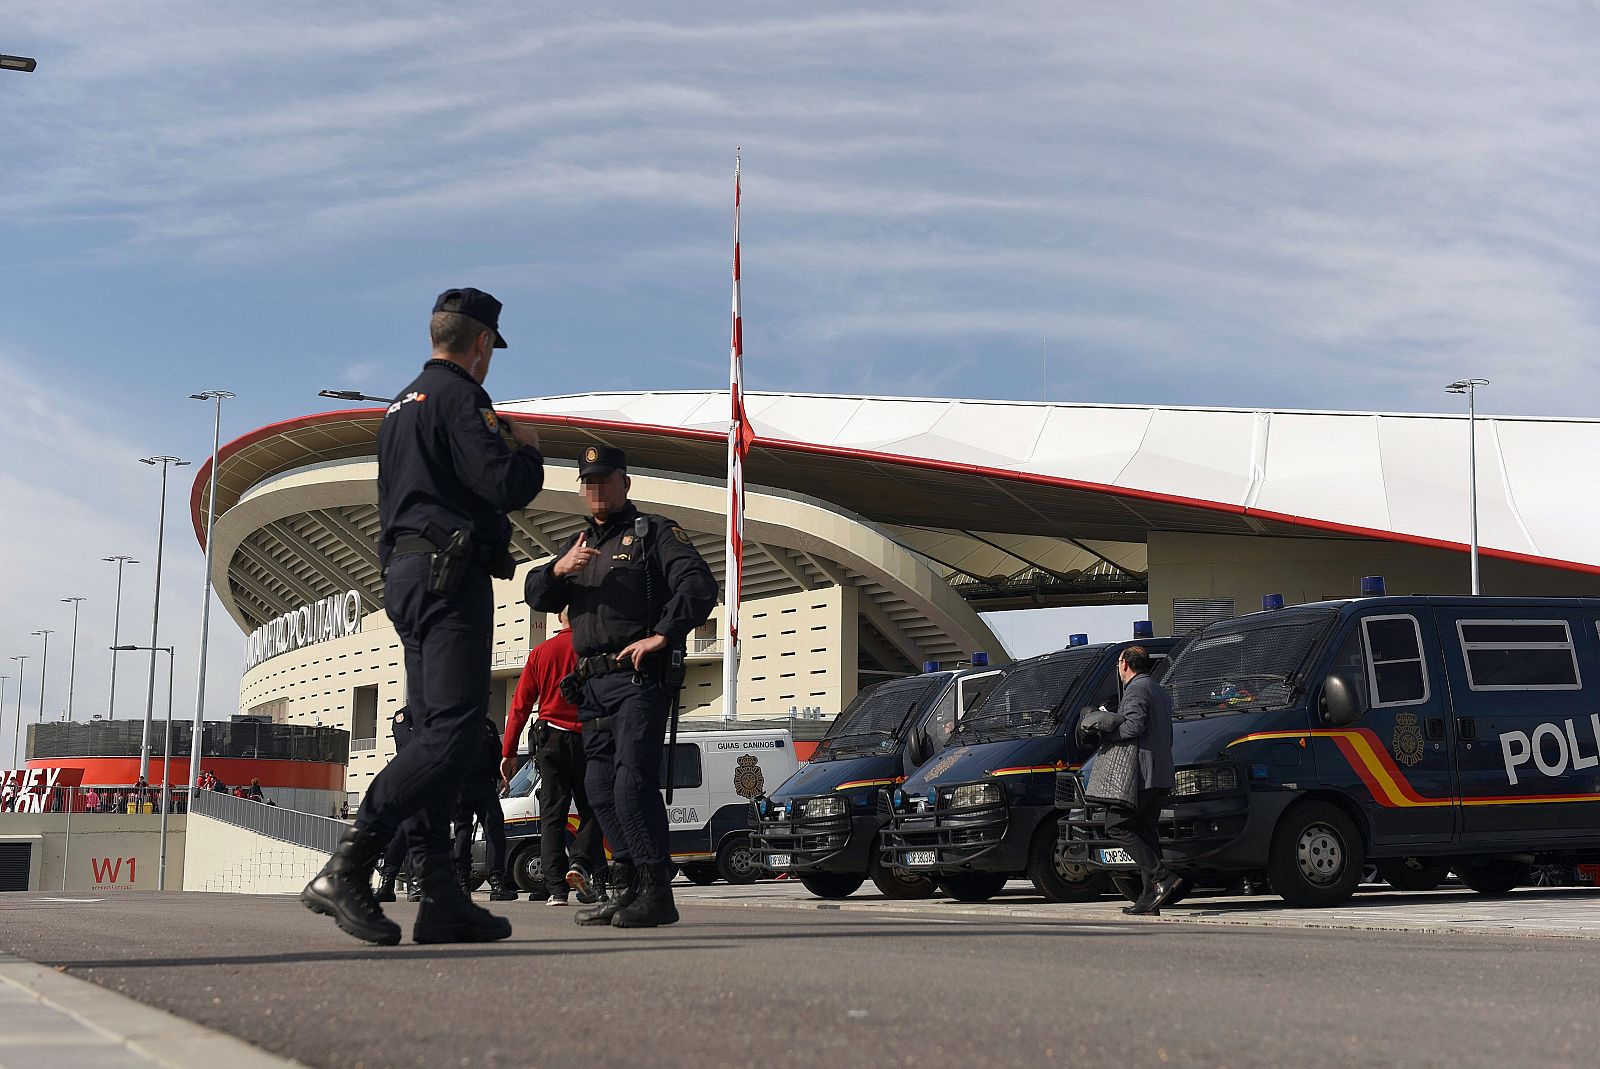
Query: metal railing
189 788 347 854
351 736 377 753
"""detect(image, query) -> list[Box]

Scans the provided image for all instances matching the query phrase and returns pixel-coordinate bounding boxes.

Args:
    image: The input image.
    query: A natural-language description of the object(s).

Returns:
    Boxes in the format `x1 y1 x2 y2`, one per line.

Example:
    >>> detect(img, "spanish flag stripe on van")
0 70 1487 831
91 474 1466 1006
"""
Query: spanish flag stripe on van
834 776 904 791
1227 729 1600 807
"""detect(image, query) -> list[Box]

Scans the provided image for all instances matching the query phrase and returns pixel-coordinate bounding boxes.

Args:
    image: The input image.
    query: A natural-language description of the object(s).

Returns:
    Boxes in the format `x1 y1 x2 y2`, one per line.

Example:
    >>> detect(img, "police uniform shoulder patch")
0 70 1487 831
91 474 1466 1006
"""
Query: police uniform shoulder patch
734 754 765 799
1393 712 1424 767
622 534 634 546
671 526 692 545
585 446 599 463
480 408 499 432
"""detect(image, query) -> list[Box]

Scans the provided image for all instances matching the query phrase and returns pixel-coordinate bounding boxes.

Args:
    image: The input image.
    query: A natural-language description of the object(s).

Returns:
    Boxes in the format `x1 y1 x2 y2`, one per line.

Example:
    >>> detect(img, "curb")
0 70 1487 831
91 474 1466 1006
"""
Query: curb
0 954 300 1069
685 888 1600 942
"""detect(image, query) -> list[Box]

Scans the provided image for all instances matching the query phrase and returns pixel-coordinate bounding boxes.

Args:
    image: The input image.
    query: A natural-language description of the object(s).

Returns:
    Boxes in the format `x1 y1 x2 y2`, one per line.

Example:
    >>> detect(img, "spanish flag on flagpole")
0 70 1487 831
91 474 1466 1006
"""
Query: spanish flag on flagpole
722 151 754 722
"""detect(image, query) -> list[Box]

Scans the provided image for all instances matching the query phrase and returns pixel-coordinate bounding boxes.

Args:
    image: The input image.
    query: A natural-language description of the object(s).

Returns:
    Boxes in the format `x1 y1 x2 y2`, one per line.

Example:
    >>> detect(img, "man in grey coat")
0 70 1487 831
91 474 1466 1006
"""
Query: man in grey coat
1103 645 1183 915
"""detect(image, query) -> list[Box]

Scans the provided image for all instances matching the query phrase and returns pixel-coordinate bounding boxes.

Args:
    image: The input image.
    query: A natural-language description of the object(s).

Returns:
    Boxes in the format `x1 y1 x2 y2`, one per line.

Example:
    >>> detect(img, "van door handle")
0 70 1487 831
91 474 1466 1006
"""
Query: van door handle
1457 717 1477 741
1426 717 1446 741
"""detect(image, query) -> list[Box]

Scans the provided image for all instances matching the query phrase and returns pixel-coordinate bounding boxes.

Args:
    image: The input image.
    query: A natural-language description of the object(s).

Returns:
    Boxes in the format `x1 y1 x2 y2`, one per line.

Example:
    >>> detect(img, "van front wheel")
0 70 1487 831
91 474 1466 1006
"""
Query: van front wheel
1028 821 1110 902
716 833 762 884
1266 801 1364 908
800 872 865 899
939 872 1009 902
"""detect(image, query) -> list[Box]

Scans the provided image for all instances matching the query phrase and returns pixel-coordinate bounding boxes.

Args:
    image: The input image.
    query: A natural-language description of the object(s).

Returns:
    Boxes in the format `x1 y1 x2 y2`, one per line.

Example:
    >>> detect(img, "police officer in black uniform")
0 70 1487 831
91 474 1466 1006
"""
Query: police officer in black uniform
452 719 516 901
374 706 415 903
302 287 544 945
524 447 717 928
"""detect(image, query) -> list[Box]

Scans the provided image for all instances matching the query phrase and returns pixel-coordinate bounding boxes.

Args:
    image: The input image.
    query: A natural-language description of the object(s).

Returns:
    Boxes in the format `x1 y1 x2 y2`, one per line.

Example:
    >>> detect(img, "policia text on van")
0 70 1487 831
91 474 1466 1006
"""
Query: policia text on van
1060 594 1600 907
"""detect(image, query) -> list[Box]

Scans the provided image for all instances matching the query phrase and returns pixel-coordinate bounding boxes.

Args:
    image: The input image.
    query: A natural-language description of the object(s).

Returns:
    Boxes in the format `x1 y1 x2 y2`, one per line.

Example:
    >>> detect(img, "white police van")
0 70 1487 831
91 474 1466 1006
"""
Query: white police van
477 726 799 890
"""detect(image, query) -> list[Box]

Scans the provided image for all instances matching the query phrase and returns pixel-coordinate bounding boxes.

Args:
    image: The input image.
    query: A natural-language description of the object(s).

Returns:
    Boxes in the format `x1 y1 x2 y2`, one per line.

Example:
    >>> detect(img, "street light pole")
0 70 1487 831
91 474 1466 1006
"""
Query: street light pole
31 630 52 722
8 657 26 766
114 644 176 890
103 556 138 719
61 597 85 721
1446 379 1491 596
188 391 234 789
0 677 8 769
138 456 189 781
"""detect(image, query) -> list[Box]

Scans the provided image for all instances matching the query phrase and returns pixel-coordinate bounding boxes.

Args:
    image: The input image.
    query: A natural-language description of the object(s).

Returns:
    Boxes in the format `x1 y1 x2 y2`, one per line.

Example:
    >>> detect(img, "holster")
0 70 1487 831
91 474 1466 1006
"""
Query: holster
424 524 471 597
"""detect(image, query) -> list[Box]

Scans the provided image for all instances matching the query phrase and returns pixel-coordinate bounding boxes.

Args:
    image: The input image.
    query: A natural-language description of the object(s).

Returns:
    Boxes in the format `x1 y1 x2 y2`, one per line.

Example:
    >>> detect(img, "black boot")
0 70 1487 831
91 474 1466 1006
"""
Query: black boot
612 863 680 929
487 871 518 902
301 827 402 946
576 861 635 926
412 854 514 944
374 863 398 903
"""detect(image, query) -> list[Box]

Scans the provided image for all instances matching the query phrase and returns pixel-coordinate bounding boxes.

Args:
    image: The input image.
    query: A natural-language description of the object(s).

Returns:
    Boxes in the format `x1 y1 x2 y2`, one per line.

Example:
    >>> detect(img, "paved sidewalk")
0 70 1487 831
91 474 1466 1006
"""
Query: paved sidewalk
0 952 297 1069
693 878 1600 938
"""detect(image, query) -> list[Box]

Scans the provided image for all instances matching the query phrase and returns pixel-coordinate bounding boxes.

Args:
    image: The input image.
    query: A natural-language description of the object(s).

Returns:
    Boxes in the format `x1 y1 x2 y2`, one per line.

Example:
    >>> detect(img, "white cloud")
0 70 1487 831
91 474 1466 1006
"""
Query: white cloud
0 350 244 766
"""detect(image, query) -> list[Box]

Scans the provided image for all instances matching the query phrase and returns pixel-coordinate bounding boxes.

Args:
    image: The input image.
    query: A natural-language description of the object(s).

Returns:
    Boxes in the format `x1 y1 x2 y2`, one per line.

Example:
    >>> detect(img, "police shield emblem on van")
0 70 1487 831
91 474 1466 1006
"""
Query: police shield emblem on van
1393 712 1424 767
734 755 765 799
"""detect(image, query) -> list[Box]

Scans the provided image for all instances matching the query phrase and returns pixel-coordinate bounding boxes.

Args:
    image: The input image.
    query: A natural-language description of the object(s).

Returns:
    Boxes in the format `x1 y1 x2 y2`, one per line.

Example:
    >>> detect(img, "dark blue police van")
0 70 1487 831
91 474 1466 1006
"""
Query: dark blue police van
1061 590 1600 907
881 630 1174 902
750 659 1006 899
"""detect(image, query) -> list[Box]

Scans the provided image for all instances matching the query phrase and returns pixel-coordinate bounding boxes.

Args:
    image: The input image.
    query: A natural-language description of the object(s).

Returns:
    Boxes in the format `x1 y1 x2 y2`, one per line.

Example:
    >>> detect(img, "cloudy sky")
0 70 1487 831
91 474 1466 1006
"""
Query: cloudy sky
3 2 1598 756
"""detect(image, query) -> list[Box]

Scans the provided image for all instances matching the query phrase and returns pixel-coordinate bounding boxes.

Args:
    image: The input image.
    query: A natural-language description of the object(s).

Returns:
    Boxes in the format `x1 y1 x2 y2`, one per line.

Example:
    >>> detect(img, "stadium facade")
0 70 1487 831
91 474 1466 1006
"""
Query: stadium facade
199 390 1600 802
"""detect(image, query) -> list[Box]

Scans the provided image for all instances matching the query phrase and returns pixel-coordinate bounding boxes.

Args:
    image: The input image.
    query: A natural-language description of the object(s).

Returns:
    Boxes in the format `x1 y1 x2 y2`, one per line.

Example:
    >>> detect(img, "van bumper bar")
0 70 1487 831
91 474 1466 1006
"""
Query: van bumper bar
1054 769 1288 873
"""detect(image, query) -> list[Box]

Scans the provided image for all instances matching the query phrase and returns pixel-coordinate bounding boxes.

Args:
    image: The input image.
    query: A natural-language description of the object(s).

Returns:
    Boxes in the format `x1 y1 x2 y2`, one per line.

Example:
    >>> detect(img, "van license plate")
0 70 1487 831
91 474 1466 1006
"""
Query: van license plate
1098 848 1136 867
766 854 792 869
903 850 937 867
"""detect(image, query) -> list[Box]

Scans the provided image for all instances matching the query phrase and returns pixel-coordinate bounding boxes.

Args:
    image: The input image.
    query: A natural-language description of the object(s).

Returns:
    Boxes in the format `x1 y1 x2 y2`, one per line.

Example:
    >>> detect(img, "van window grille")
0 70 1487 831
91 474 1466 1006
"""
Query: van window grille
955 647 1103 739
1166 608 1339 716
816 676 942 757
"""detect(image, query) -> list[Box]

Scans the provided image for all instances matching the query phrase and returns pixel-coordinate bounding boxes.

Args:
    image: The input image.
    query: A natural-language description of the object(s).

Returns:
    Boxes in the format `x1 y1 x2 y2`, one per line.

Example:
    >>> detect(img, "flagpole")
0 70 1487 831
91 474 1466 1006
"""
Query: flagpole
721 150 745 722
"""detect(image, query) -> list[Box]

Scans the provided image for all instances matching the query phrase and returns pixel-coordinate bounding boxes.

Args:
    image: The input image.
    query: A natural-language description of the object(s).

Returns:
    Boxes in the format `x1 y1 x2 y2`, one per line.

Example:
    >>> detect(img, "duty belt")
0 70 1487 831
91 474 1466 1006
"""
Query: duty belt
390 532 501 568
558 652 633 708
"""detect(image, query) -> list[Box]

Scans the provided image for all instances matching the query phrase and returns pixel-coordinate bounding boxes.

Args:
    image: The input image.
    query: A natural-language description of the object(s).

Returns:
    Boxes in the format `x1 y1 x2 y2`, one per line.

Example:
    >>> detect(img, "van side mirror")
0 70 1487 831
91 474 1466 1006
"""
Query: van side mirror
1320 672 1366 727
908 730 932 767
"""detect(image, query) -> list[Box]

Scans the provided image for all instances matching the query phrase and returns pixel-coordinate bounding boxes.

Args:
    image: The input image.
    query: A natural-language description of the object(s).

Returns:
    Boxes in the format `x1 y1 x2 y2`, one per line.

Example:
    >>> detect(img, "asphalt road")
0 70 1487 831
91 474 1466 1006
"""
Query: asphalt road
3 889 1598 1069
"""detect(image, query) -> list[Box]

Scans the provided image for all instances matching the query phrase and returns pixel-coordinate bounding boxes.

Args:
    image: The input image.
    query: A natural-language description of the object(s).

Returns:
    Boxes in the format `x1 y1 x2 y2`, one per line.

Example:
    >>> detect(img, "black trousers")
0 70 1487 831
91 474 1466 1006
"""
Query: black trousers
452 774 507 881
379 826 410 884
1103 788 1172 890
580 670 671 868
356 555 493 867
535 723 602 894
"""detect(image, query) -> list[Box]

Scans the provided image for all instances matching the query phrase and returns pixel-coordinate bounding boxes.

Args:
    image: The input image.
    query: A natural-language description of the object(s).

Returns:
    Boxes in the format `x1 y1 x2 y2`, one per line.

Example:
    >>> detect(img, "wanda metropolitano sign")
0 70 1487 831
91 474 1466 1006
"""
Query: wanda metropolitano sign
243 590 363 671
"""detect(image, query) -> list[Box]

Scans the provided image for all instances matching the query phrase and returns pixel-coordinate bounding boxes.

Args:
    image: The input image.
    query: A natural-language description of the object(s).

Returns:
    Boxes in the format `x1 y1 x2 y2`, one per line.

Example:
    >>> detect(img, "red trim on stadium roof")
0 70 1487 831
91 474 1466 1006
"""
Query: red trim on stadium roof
190 408 1600 578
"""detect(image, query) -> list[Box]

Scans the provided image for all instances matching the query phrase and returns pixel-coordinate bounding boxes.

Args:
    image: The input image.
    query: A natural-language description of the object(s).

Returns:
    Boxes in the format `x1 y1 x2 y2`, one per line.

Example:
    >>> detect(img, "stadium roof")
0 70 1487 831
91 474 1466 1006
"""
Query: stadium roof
194 390 1600 607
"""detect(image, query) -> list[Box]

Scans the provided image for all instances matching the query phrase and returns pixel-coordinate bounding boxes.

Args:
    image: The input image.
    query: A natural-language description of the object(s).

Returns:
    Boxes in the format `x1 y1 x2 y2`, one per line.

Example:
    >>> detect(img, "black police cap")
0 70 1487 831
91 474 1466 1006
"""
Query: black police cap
578 445 627 478
433 287 508 348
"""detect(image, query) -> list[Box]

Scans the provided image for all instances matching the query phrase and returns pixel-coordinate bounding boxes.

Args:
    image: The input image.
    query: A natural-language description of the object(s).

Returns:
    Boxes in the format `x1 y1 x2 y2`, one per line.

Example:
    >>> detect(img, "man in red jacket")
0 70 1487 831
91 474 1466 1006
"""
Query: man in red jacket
504 610 604 905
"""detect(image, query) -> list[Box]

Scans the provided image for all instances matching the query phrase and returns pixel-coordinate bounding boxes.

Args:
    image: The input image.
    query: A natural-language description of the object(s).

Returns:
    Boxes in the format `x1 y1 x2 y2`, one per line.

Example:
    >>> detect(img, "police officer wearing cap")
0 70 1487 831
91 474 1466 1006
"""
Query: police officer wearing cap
303 287 544 946
525 446 716 928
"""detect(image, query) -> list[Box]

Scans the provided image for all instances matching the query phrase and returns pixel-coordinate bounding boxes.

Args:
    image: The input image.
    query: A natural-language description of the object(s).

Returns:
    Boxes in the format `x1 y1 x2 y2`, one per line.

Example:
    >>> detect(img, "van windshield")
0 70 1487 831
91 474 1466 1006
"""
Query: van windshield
813 676 945 760
1166 608 1340 718
506 760 538 799
955 647 1103 741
